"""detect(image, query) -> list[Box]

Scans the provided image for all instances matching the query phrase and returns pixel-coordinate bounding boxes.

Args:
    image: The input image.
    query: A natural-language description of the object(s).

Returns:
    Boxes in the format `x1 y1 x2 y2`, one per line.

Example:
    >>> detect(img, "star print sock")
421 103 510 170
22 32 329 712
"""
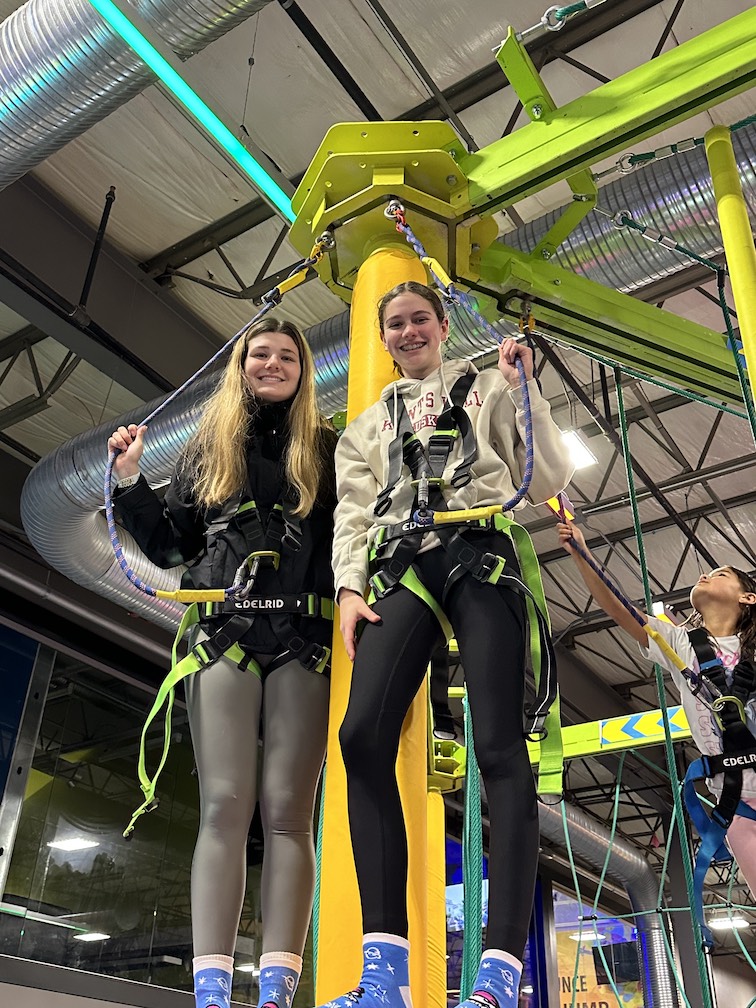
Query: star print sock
193 954 234 1008
453 950 522 1008
258 952 303 1008
316 933 412 1008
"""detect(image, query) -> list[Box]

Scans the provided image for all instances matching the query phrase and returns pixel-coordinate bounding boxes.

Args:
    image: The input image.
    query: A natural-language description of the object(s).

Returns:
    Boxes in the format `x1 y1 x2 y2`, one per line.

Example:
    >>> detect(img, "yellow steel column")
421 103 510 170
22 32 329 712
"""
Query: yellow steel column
705 125 756 386
315 247 443 1008
426 790 448 1008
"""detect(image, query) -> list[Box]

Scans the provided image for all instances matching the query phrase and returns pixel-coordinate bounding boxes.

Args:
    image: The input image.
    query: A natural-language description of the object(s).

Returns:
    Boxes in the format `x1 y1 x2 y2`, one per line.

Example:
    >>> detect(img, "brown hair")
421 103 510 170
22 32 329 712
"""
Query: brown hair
376 281 446 376
376 281 446 332
687 566 756 661
182 317 331 516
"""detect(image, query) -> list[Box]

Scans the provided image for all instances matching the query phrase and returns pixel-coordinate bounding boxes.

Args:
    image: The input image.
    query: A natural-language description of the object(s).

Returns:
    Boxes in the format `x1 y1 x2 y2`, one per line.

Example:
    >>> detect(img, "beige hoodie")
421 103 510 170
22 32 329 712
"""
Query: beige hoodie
333 359 573 596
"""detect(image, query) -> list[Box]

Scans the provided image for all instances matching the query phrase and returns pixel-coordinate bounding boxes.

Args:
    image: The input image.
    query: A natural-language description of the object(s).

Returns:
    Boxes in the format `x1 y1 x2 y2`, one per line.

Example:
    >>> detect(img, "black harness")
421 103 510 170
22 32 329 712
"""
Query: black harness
198 497 331 674
368 374 558 744
683 628 756 946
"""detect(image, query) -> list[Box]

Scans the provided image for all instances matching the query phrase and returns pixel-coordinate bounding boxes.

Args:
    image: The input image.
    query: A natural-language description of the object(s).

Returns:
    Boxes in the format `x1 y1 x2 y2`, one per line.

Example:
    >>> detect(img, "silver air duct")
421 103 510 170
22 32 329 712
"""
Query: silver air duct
0 0 273 190
505 126 756 293
540 801 679 1008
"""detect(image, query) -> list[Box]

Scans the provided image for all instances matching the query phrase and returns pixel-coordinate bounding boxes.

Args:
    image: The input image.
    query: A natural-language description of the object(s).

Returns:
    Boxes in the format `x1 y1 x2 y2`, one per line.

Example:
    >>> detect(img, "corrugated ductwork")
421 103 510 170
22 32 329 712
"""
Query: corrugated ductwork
505 125 756 293
539 800 679 1008
0 0 273 190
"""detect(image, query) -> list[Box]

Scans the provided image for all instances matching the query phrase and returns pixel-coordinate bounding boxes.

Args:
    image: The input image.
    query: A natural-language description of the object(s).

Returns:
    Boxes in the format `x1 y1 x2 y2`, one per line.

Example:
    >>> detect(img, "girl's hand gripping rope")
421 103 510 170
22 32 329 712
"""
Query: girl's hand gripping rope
498 337 534 388
108 424 148 480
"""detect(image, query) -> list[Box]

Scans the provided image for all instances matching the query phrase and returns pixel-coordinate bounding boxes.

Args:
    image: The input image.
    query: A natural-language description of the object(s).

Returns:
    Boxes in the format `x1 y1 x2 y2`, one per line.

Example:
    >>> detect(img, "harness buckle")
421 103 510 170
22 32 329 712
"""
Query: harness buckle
712 694 747 724
297 641 330 673
469 550 501 583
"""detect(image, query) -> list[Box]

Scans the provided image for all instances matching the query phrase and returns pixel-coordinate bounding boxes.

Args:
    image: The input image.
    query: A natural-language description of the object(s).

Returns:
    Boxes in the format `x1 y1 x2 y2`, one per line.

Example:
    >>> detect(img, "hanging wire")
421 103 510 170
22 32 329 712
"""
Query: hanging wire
615 373 714 1003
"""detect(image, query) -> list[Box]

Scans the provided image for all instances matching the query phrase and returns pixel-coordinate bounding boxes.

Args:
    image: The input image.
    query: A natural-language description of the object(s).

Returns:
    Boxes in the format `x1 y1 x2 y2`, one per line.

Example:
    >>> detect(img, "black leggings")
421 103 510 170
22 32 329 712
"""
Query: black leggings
339 532 539 957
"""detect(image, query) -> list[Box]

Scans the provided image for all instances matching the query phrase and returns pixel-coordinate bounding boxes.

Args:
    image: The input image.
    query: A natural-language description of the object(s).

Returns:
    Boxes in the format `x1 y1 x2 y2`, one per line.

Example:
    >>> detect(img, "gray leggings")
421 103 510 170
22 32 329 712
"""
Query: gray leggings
185 636 329 956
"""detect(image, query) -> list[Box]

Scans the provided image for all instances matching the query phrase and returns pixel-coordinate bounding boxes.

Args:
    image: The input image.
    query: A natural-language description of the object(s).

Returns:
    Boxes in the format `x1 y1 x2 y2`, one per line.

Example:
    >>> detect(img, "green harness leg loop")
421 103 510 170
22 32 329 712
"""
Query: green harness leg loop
503 517 563 799
123 603 260 839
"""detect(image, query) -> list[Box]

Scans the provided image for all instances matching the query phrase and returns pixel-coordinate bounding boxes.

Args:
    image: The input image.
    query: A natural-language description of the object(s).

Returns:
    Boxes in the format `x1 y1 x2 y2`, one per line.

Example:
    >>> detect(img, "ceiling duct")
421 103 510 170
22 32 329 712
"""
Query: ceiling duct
504 126 756 294
539 800 679 1008
0 0 274 190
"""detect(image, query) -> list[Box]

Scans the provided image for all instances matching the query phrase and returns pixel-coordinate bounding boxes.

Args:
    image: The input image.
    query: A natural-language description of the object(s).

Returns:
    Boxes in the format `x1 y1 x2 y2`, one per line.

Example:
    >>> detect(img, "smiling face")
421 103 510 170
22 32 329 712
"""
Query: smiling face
243 331 302 402
380 291 449 380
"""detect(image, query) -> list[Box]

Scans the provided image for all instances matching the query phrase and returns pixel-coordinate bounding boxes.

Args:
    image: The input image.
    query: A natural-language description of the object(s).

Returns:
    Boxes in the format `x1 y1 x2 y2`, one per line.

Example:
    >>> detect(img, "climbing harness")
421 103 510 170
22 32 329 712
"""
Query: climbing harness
104 233 334 606
123 496 333 838
375 200 563 796
109 236 335 837
682 630 756 948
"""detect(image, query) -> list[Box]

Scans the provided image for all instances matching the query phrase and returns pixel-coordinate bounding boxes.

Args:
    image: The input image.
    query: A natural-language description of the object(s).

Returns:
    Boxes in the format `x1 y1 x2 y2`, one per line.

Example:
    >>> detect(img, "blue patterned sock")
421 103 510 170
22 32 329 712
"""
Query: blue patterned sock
315 933 412 1008
193 954 234 1008
258 952 302 1008
452 951 522 1008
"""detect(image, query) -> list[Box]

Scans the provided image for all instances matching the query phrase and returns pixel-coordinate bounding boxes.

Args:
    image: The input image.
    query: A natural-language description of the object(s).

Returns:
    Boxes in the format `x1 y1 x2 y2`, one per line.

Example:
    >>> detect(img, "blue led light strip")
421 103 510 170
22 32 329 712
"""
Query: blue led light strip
87 0 295 221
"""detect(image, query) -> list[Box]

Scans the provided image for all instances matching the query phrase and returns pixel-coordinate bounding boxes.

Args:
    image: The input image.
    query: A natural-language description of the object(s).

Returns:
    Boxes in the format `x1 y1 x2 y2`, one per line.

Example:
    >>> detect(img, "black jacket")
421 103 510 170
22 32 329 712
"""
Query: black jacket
115 401 338 654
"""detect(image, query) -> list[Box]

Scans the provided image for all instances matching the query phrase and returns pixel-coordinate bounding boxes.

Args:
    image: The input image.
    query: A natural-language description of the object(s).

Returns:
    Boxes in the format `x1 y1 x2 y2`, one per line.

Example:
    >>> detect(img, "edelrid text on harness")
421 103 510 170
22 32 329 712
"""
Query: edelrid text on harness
123 497 333 839
683 628 756 947
369 375 562 798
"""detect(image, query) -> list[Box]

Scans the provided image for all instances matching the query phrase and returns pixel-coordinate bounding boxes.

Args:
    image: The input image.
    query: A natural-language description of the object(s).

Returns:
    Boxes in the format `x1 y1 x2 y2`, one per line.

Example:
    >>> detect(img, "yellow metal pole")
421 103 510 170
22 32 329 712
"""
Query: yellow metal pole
705 125 756 386
426 790 448 1008
315 247 443 1007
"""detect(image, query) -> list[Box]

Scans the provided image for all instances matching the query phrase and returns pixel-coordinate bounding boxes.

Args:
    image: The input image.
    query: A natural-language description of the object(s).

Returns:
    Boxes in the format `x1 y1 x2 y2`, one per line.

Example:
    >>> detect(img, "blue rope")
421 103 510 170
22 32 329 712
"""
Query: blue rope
388 203 534 510
104 241 330 601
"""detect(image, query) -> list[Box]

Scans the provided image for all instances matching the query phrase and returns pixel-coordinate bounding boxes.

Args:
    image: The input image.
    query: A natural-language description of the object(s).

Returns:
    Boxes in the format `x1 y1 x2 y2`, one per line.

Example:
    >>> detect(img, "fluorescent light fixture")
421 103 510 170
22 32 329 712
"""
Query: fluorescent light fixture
708 915 750 930
47 838 99 852
651 602 665 617
236 963 260 974
74 932 111 942
521 985 534 994
561 430 597 470
568 932 607 942
87 0 294 222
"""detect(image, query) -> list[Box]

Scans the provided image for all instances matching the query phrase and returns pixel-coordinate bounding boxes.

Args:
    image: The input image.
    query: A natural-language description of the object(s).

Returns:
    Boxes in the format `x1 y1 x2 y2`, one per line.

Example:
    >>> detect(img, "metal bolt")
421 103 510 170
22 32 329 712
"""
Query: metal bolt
446 174 457 185
471 243 481 252
541 248 552 259
531 104 543 119
553 279 561 285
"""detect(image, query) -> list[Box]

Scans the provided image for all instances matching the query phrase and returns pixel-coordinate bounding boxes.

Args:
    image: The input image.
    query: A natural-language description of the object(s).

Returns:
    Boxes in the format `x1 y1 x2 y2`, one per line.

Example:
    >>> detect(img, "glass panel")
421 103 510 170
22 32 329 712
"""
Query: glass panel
0 637 316 1006
444 838 536 1005
553 887 643 1008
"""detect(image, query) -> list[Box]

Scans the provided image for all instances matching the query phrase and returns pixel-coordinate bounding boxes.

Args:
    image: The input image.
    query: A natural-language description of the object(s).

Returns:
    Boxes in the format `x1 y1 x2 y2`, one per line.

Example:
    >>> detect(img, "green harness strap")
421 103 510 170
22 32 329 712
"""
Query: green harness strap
504 518 563 799
369 513 563 799
123 602 258 839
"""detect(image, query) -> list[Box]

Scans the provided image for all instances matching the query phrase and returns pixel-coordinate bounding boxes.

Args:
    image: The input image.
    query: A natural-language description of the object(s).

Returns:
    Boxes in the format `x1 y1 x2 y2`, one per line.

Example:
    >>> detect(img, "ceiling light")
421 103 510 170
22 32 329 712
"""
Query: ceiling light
73 932 110 942
236 963 260 974
561 430 597 470
568 932 607 942
708 915 750 930
521 985 534 994
86 0 294 222
47 838 99 852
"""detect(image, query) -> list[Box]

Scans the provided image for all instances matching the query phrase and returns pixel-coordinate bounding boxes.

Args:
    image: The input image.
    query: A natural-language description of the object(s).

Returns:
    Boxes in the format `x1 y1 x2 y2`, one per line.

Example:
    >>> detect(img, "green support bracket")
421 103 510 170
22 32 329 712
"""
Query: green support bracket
462 8 756 218
473 243 743 403
496 27 597 260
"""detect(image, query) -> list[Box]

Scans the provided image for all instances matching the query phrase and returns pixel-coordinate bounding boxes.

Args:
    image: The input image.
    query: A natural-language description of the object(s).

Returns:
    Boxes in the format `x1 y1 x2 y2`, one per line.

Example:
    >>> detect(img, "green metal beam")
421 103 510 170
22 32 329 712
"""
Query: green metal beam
462 8 756 217
471 244 743 403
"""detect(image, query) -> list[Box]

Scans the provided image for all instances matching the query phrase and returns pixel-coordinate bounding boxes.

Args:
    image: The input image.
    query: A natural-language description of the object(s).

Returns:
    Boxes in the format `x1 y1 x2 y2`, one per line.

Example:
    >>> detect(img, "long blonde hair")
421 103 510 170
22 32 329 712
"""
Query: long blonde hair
183 317 331 516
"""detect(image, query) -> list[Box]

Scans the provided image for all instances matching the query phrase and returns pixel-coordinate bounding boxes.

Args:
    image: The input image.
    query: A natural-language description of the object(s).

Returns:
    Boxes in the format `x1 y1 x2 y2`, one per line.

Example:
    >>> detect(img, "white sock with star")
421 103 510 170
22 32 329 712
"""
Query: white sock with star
453 950 522 1008
193 954 234 1008
258 951 302 1008
315 933 412 1008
